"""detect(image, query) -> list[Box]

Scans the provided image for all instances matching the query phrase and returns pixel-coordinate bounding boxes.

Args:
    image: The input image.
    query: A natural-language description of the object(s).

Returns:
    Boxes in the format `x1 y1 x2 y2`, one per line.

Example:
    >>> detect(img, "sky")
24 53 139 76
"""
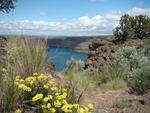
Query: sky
0 0 150 36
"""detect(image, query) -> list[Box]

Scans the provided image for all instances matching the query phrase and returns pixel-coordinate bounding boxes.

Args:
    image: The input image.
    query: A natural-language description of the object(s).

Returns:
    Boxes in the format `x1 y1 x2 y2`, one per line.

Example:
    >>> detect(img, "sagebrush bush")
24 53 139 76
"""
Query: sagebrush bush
127 65 150 94
110 46 150 94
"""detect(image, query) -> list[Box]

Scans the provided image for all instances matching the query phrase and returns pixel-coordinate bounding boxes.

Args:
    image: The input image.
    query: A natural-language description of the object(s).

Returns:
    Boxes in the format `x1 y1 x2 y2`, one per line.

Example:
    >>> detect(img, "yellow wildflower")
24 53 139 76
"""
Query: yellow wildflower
41 104 46 108
49 79 55 85
43 84 49 89
49 108 56 113
47 103 51 108
25 76 36 83
37 74 47 81
77 107 85 113
73 104 79 108
61 92 67 99
88 103 93 109
61 104 72 113
43 95 52 102
19 79 25 82
62 100 68 105
84 107 89 113
61 88 67 93
1 68 7 72
15 109 22 113
54 100 62 108
33 73 38 76
16 76 21 79
32 93 43 102
51 87 58 91
18 84 32 92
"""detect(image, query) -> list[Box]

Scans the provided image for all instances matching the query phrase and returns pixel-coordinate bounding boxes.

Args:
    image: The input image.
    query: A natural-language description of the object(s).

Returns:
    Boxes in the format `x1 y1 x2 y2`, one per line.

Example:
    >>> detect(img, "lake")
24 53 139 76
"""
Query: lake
47 47 87 71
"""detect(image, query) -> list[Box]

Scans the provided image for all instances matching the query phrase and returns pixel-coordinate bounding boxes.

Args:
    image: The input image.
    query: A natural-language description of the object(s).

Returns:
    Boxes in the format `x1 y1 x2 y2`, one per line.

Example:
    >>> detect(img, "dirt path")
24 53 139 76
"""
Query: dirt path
82 90 150 113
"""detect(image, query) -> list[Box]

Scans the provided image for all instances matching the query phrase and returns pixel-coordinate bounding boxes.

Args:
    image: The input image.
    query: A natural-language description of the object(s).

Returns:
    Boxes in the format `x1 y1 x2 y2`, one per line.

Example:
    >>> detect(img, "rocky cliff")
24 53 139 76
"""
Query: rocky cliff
85 37 117 71
0 36 7 67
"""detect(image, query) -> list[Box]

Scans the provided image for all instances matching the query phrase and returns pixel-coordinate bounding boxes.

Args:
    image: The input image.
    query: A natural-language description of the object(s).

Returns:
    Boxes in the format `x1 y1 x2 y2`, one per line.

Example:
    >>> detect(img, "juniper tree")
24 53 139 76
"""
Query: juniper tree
0 0 17 13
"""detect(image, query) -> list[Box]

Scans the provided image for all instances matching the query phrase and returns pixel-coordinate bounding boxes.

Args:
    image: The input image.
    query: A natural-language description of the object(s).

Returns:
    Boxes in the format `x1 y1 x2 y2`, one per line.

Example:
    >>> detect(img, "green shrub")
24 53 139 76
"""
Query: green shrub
127 66 150 94
105 46 138 80
111 46 150 94
112 100 132 109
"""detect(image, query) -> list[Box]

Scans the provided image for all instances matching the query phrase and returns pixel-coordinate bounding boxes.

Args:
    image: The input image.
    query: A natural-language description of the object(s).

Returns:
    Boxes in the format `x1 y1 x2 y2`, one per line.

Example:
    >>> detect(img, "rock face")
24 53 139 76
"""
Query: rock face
0 36 7 67
85 37 117 71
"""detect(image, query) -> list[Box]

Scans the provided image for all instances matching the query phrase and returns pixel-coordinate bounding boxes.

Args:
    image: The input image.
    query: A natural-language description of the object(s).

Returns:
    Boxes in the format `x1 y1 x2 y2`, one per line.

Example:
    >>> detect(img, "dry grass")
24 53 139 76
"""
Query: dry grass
7 37 50 77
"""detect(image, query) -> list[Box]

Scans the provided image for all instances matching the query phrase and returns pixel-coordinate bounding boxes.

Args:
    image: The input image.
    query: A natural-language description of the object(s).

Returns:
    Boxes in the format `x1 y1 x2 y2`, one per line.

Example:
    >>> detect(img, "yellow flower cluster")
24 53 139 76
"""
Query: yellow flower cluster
18 84 32 92
15 73 94 113
32 93 43 102
0 67 7 73
37 74 47 81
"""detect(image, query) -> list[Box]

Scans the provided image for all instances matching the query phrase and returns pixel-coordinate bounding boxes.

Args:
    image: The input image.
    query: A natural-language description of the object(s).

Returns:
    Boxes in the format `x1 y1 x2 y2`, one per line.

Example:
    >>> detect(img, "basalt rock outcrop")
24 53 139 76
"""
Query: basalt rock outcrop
85 37 117 71
0 36 7 67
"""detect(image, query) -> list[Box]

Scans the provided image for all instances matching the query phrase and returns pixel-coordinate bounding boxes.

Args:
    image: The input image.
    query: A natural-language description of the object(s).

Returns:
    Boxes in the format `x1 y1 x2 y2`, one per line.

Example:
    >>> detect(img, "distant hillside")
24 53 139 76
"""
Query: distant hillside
47 36 113 53
0 35 114 53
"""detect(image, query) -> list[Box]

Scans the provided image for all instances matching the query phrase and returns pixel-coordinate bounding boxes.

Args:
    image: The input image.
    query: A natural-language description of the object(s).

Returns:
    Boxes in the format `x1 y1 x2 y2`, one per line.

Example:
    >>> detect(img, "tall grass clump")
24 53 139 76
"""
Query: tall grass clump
0 68 18 113
0 37 50 112
7 37 50 77
63 59 93 103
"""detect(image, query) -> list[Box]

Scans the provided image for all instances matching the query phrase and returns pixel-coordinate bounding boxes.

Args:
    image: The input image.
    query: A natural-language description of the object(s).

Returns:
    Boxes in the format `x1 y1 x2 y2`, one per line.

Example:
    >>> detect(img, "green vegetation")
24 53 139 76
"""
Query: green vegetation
0 68 18 113
14 73 93 113
127 65 150 94
63 59 94 96
100 78 127 92
0 0 17 13
109 46 150 94
113 14 150 41
112 100 132 109
0 38 94 113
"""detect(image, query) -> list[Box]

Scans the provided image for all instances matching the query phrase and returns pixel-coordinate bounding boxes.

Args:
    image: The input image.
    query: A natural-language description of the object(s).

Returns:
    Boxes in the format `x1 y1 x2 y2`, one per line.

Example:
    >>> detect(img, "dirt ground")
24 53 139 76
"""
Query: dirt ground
82 90 150 113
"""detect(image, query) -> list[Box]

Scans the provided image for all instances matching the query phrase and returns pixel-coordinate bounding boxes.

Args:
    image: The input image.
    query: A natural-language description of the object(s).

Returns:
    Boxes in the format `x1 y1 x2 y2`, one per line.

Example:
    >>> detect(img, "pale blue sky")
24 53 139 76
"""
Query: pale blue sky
0 0 150 36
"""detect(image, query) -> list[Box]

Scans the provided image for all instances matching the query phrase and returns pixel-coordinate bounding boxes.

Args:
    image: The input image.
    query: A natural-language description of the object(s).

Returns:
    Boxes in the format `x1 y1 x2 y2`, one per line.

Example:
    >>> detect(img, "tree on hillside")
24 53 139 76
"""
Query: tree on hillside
0 0 17 13
113 14 132 42
113 14 150 41
134 15 150 39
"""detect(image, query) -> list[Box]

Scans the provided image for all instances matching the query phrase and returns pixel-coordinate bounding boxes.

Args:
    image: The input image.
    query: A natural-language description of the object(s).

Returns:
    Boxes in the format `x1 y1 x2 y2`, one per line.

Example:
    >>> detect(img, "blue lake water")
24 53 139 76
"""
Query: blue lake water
47 47 87 71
